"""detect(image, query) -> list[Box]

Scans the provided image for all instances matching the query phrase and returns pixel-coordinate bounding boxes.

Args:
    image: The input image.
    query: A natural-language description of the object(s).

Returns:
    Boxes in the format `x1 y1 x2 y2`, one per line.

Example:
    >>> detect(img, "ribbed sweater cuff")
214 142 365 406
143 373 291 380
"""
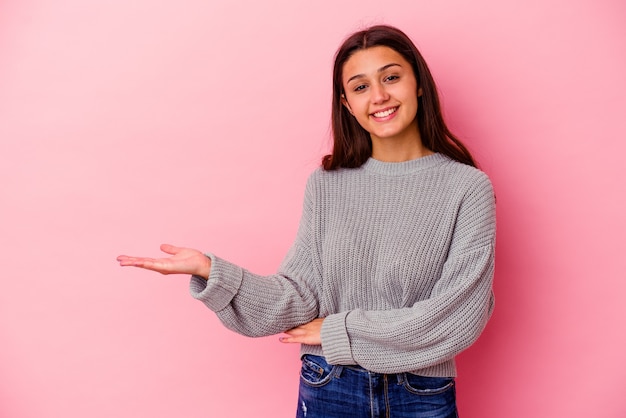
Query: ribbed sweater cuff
189 254 244 312
321 311 356 365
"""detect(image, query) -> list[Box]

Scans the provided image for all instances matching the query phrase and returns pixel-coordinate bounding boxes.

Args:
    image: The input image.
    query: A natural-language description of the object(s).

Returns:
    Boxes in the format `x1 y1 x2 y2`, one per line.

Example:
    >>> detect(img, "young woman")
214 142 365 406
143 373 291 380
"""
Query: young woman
118 25 496 418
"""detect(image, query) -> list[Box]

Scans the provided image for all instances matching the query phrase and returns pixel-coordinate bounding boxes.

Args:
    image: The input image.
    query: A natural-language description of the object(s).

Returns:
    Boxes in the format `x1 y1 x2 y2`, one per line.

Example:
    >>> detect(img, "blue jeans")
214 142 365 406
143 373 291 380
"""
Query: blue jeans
296 355 458 418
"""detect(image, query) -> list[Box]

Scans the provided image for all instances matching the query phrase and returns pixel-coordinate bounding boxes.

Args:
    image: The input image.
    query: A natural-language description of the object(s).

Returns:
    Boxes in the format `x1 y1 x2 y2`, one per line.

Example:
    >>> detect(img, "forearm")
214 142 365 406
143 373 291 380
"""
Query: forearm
190 253 319 337
321 245 495 374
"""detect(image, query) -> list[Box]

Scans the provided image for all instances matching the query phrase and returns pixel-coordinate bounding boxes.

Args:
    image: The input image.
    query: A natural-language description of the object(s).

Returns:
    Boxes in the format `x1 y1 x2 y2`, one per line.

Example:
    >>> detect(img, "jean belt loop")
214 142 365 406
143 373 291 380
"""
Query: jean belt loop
396 372 405 385
333 365 344 378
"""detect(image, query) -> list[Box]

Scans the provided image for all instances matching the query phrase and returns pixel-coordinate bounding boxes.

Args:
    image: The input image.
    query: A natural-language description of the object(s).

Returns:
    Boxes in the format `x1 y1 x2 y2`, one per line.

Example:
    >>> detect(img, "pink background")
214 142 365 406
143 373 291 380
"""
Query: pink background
1 0 625 417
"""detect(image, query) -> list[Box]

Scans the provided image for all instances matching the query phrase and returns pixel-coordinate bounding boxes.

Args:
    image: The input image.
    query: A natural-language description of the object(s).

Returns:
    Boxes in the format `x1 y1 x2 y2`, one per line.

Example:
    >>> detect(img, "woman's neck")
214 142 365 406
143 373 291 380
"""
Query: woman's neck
371 135 433 162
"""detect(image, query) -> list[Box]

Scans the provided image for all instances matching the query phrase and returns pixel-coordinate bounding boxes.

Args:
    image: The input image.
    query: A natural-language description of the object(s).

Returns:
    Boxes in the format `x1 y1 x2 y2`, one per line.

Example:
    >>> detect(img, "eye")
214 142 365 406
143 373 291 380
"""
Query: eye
384 74 400 82
353 84 368 92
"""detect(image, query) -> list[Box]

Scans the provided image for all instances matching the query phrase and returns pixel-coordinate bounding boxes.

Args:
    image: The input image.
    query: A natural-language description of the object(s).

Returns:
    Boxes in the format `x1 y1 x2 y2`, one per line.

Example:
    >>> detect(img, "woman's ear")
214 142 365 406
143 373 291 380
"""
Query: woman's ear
341 94 354 115
418 87 423 97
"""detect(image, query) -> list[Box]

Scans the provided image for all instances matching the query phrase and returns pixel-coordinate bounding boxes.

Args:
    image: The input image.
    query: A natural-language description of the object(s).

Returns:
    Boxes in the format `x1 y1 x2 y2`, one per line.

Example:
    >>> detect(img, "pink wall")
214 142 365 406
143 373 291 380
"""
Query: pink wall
1 0 625 417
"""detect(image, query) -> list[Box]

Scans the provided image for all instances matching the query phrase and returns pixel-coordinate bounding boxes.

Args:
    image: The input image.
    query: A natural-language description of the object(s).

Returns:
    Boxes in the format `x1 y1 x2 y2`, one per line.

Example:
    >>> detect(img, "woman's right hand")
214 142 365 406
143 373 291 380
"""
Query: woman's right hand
117 244 211 279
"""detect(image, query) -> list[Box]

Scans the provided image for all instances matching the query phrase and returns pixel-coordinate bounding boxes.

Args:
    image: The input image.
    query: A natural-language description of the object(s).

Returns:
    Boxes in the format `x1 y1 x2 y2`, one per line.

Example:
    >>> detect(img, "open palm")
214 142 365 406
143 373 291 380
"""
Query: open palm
117 244 211 278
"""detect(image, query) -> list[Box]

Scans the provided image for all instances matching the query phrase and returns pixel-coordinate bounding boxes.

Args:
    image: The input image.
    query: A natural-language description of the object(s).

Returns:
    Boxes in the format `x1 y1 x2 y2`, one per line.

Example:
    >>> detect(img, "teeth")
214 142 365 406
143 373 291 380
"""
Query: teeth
373 107 397 118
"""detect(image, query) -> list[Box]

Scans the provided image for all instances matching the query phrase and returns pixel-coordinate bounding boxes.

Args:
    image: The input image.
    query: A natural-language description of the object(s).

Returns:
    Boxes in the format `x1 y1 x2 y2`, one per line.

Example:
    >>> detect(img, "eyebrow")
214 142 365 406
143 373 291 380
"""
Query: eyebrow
346 63 402 84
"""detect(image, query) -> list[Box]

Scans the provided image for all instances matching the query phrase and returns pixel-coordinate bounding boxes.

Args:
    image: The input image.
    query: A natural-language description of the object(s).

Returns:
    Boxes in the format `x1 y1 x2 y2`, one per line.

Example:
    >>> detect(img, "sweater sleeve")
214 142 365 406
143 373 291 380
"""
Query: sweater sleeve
189 177 320 337
320 173 496 374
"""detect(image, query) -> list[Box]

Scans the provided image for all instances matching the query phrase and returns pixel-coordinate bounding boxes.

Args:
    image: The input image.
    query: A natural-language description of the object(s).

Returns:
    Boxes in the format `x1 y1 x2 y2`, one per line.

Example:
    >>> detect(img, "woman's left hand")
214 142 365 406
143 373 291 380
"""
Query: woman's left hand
280 318 324 345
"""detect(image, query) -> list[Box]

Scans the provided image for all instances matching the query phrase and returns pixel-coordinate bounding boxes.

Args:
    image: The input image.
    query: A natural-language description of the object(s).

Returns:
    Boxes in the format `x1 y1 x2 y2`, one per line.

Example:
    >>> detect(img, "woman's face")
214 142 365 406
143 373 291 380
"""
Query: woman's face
341 46 421 146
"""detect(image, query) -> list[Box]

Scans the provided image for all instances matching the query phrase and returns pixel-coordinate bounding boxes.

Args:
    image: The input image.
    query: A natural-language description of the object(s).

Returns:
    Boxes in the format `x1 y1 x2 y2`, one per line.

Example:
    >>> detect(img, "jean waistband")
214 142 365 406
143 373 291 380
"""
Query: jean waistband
303 354 407 382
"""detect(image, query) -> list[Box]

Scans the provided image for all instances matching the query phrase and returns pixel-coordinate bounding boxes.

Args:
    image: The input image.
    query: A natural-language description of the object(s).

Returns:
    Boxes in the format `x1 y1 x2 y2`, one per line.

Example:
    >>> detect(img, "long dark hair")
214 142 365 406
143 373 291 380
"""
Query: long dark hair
322 25 476 170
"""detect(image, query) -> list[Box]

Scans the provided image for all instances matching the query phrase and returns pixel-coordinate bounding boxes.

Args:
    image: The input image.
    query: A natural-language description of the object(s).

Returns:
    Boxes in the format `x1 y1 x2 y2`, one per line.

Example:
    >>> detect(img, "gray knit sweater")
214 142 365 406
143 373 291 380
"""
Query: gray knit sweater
190 153 496 377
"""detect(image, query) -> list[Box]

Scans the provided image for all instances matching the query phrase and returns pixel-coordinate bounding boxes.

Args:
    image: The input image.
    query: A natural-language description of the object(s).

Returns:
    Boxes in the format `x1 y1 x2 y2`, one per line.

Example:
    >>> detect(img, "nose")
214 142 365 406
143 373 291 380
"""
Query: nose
370 82 389 104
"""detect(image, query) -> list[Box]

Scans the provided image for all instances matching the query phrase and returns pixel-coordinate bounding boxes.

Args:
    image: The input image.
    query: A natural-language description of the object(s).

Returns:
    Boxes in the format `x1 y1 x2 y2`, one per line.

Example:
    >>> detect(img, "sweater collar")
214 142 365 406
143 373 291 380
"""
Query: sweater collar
361 153 448 175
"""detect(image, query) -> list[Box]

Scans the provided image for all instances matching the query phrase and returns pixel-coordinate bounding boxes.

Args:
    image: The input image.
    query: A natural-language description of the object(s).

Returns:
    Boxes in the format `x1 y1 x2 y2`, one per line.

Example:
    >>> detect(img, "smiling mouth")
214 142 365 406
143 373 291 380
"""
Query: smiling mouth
372 107 398 118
